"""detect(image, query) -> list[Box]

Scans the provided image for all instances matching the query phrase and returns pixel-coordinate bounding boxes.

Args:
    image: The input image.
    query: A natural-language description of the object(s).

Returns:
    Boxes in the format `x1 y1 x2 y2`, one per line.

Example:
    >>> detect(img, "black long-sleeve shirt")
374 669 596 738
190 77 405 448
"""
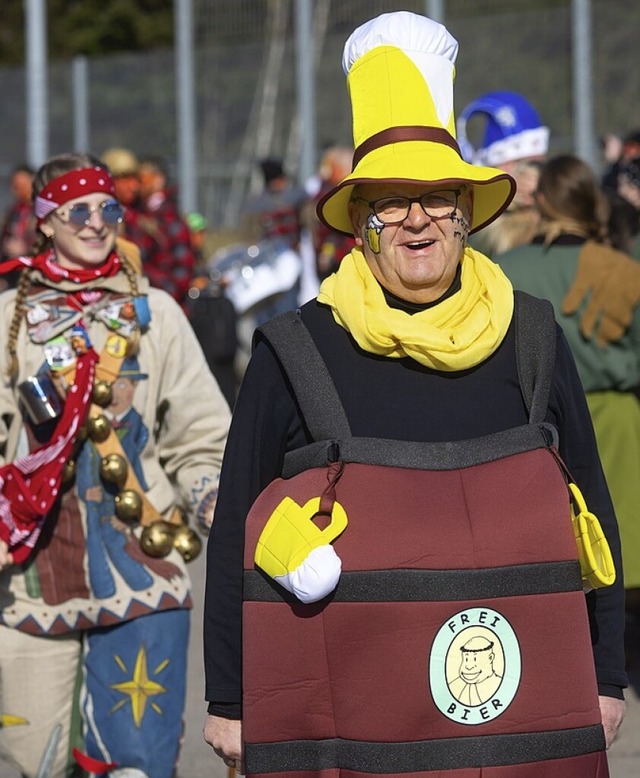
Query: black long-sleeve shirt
204 298 627 717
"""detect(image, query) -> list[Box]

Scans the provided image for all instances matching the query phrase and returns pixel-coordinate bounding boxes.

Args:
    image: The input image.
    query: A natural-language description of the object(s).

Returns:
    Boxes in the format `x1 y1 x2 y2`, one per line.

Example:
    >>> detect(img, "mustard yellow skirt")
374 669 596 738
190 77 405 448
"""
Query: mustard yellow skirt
587 391 640 589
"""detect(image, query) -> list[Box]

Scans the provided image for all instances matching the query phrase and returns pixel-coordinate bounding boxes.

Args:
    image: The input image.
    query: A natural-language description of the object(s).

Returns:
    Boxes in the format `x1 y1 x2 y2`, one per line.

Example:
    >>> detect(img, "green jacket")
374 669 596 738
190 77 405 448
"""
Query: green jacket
498 240 640 392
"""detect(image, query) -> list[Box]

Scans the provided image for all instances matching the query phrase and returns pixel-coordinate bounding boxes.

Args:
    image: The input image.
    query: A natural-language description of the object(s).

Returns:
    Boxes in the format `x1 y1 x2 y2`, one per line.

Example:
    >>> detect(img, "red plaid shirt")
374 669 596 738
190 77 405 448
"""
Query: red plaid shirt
131 189 197 306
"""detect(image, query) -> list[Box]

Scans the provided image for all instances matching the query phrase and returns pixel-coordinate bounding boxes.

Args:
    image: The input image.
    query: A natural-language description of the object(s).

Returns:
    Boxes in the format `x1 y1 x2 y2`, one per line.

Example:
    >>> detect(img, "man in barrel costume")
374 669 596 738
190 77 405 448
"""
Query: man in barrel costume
204 11 626 777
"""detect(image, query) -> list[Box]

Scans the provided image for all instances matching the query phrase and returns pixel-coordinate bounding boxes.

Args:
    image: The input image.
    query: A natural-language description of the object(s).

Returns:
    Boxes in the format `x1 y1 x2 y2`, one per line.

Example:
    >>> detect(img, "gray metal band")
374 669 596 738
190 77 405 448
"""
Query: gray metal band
243 560 582 603
245 725 605 774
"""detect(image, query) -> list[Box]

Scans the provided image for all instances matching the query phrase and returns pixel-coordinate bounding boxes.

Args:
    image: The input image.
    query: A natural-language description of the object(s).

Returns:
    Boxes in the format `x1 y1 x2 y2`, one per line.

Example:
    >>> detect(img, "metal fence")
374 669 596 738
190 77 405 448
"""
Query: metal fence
1 0 640 233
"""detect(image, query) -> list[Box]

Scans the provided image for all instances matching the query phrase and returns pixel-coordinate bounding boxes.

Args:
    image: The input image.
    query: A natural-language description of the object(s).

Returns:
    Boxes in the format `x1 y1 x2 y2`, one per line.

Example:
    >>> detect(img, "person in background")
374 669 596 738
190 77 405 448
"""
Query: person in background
0 152 230 778
101 148 141 214
137 154 197 309
498 154 640 668
303 145 356 281
457 90 549 257
601 128 640 195
185 210 239 410
0 164 36 289
242 157 307 251
186 211 209 268
608 155 640 259
101 147 164 272
204 12 625 776
239 158 306 323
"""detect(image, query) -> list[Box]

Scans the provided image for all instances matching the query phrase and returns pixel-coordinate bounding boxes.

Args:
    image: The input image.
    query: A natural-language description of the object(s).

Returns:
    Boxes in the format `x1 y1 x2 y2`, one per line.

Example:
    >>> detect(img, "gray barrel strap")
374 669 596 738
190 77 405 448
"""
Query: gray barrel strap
256 311 352 441
514 291 557 425
258 295 556 448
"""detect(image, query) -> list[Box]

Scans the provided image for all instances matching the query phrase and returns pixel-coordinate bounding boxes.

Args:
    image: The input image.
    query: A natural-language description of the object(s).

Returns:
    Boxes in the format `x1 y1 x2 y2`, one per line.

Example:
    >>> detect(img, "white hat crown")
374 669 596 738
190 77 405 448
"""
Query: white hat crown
342 12 458 132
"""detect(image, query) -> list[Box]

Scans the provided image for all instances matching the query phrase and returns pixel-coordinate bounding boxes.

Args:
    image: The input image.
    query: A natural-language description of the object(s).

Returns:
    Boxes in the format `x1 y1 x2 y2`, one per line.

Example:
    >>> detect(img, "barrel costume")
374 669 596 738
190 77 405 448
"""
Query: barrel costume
204 11 626 778
241 294 609 777
0 163 230 778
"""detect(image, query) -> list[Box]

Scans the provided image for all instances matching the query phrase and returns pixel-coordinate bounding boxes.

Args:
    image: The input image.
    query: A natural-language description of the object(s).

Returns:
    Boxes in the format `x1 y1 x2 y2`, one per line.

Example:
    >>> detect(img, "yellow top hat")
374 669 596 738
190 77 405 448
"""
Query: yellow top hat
318 12 516 236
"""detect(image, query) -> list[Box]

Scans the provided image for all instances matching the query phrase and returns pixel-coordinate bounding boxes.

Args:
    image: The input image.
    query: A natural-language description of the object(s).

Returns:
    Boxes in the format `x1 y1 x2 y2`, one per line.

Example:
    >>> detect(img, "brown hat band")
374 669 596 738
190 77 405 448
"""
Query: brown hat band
352 126 462 170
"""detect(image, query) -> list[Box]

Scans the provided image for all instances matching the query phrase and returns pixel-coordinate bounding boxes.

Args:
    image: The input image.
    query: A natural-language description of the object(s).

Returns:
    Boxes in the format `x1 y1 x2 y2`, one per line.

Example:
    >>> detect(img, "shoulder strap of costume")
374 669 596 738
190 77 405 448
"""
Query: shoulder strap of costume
514 290 557 424
256 311 352 441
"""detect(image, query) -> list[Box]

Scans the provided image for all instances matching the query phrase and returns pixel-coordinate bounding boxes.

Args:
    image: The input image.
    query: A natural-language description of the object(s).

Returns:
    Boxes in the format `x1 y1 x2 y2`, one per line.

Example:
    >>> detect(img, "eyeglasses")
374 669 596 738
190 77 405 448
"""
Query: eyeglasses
354 190 461 224
55 199 124 228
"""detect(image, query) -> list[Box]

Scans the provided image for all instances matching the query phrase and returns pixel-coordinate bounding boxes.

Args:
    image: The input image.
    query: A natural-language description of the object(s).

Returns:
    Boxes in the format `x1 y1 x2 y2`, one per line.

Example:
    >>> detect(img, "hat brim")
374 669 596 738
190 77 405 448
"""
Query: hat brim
317 140 516 236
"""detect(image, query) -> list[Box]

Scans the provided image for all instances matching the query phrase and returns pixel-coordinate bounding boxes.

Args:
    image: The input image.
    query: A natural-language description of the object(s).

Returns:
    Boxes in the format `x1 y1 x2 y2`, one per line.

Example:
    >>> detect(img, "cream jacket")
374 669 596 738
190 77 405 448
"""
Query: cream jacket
0 270 230 634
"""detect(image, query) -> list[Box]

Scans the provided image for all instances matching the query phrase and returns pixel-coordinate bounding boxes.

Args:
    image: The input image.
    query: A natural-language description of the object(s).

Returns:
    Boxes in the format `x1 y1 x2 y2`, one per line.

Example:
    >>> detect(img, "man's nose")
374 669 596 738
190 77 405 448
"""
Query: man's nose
405 200 431 227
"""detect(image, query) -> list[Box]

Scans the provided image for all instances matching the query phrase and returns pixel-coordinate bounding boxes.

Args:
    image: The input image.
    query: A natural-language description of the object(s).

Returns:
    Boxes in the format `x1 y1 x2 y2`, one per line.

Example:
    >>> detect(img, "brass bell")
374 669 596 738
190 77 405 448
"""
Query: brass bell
62 459 76 484
86 414 111 443
139 520 176 558
100 454 128 488
92 380 113 407
114 489 143 524
172 525 202 563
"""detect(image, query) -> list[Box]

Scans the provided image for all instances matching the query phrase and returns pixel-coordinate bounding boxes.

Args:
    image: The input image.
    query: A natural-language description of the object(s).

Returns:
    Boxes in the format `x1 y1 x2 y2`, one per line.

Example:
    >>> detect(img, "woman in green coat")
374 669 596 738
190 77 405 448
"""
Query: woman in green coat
499 154 640 599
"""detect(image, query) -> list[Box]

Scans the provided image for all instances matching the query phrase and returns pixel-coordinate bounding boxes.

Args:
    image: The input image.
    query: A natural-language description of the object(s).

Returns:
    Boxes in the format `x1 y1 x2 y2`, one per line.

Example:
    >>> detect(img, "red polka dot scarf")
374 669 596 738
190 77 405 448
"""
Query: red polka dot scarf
0 248 122 284
0 347 98 563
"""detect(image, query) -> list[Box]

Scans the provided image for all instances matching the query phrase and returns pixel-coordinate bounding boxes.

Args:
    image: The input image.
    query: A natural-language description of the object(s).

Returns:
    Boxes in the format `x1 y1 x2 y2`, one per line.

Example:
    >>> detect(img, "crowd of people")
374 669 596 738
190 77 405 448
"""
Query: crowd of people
0 8 638 778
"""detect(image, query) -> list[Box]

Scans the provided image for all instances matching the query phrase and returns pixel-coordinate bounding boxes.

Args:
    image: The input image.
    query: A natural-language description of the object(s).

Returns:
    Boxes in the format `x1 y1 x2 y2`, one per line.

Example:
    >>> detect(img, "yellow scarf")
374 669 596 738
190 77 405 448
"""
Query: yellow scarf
317 246 514 371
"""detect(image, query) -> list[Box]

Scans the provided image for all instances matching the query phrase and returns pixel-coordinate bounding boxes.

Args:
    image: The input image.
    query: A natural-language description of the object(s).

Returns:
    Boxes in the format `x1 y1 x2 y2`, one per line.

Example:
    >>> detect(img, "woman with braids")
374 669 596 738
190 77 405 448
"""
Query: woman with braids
499 153 640 644
0 153 230 778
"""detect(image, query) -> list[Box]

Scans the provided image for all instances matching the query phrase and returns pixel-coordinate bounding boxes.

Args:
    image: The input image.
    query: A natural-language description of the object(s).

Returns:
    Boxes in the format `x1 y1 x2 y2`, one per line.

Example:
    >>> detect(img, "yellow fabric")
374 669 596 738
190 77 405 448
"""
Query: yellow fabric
255 497 348 578
320 44 515 235
568 482 616 589
587 391 640 588
317 246 514 371
348 45 455 146
95 333 128 383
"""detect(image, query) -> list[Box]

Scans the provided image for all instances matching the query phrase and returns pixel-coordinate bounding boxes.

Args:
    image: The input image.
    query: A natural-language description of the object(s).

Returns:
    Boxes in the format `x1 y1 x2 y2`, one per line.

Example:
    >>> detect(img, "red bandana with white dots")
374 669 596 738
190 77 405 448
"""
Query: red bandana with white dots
34 166 116 225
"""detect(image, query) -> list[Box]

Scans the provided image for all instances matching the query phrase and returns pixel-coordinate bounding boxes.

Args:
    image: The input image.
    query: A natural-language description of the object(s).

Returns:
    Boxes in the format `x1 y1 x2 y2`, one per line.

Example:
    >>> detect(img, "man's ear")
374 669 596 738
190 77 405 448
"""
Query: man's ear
347 200 364 247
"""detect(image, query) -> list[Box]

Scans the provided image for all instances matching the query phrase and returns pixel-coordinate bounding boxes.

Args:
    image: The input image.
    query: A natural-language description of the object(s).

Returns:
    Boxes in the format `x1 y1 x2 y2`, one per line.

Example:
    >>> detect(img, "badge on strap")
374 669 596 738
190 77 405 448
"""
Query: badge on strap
134 295 151 328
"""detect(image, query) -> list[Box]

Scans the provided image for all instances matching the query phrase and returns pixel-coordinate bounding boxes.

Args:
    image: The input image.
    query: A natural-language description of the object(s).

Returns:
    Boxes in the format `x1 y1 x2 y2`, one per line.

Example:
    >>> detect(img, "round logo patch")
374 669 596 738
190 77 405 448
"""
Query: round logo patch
429 607 521 725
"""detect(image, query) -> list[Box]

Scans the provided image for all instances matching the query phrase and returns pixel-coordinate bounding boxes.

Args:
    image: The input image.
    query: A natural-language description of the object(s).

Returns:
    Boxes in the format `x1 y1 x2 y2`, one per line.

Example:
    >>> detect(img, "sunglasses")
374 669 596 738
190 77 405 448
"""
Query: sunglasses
55 199 124 227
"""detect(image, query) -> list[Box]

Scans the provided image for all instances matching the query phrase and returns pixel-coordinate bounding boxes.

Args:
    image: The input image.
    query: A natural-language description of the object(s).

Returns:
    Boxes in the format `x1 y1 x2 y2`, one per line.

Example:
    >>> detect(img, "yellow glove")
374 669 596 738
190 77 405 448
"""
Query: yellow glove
568 482 615 590
561 241 640 346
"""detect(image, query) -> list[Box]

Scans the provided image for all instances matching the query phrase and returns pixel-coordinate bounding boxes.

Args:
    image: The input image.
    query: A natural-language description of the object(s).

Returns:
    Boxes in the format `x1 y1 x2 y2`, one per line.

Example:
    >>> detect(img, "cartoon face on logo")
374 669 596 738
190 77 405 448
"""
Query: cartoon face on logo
429 607 521 725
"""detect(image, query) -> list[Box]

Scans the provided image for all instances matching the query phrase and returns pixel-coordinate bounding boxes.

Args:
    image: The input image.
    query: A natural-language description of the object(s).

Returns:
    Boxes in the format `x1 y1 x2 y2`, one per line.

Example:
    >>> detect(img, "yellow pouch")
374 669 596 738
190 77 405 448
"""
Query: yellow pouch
255 496 348 579
569 482 616 589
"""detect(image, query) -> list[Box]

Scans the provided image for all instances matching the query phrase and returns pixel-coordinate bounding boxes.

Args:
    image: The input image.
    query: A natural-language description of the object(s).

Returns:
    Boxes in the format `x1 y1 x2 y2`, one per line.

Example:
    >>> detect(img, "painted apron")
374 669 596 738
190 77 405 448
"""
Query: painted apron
242 297 608 778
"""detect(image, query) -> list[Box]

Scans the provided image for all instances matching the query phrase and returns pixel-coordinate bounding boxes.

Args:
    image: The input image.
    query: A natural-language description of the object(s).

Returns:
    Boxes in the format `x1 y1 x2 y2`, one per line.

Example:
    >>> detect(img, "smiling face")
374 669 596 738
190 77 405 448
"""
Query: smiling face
348 182 473 304
44 192 119 271
459 646 495 684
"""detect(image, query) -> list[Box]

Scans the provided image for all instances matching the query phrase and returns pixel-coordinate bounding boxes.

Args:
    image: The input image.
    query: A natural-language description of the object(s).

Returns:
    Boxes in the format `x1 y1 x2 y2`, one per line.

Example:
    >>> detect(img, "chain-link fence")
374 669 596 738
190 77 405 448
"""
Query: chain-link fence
1 0 639 232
